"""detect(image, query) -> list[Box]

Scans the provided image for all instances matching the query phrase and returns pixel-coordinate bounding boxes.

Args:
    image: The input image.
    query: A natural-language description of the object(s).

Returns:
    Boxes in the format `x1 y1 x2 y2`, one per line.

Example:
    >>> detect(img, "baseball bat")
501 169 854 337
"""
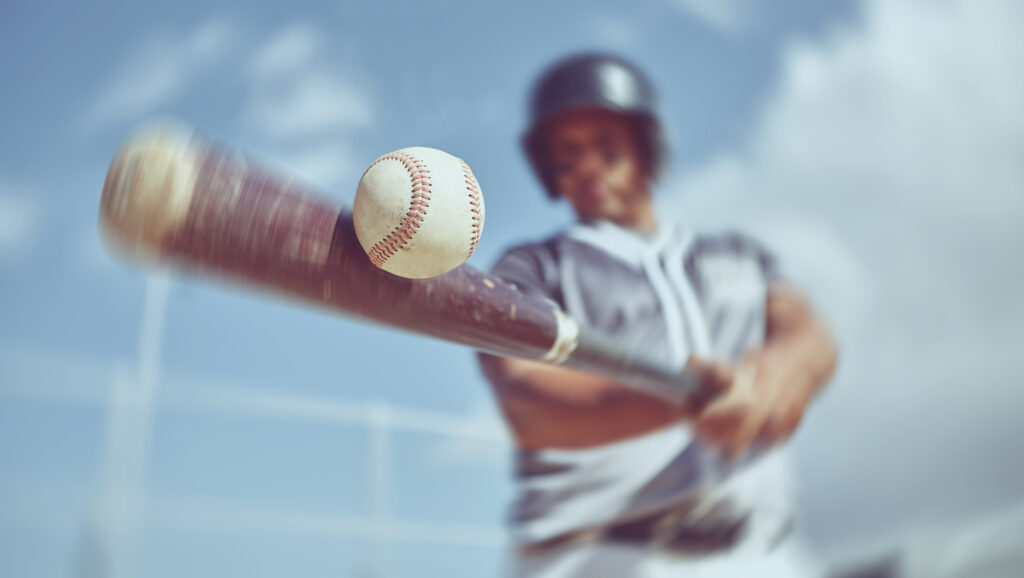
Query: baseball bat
99 123 713 405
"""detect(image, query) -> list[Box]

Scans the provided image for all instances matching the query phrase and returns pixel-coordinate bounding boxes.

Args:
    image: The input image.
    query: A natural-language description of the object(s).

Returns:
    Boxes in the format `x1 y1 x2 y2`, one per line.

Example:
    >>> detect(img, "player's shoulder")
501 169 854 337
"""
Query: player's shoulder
483 234 565 297
686 227 782 281
494 232 562 264
689 228 774 258
489 231 565 284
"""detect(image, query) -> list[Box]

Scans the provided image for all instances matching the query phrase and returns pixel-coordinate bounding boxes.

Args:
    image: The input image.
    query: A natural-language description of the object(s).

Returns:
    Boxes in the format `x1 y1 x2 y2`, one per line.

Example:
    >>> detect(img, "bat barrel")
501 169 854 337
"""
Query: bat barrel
100 124 561 360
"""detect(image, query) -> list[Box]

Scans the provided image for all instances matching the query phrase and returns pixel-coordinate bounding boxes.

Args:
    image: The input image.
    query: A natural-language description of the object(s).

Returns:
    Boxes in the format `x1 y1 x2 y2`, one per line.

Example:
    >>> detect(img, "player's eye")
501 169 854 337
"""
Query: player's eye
600 145 623 166
549 146 579 178
595 134 625 166
551 162 574 177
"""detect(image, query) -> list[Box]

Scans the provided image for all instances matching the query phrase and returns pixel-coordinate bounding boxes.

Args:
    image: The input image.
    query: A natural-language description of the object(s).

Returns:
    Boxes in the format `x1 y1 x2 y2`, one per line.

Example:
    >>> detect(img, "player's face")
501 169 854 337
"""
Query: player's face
546 108 651 226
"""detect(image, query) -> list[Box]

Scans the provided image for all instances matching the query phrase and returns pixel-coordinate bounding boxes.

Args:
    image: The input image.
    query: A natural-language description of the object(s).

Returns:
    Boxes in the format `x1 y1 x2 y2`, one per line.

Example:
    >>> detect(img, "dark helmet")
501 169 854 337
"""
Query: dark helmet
523 53 669 199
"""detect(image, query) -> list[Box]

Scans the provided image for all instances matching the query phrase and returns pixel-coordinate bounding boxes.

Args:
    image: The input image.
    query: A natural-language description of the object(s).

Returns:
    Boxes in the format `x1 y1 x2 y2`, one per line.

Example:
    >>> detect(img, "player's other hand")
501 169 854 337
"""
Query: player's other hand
681 355 734 411
689 351 815 458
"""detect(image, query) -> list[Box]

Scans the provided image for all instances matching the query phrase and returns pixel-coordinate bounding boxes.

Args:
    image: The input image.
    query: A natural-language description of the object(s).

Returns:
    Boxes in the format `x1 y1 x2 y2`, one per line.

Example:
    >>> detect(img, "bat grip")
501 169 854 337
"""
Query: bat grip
565 328 719 406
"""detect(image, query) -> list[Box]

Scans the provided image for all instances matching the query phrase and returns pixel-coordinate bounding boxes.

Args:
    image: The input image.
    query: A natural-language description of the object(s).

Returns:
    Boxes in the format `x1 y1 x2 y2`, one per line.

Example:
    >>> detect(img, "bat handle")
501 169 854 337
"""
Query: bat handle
566 329 721 406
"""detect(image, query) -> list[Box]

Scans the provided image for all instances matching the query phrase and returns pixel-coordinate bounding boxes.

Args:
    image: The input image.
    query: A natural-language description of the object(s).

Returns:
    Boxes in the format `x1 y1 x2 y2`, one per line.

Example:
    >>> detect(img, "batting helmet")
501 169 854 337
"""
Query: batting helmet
523 53 668 199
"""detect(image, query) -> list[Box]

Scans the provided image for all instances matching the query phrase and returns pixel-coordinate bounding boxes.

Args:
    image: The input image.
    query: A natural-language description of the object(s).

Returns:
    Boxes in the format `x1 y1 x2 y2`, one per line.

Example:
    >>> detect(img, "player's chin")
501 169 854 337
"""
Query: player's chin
588 206 629 225
570 196 616 219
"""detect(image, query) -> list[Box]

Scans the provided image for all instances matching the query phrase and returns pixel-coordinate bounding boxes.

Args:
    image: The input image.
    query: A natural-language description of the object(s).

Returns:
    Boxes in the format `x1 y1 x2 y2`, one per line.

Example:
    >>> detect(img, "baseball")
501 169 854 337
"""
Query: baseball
353 147 484 279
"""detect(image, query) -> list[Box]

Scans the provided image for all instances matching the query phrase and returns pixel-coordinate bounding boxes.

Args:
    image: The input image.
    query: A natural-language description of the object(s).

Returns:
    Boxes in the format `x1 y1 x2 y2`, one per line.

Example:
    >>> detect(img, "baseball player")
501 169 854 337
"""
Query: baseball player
478 54 838 577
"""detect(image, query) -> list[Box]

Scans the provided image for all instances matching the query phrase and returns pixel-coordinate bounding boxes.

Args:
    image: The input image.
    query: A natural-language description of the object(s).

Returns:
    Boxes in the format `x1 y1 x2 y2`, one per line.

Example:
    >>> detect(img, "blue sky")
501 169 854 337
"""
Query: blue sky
3 0 1024 576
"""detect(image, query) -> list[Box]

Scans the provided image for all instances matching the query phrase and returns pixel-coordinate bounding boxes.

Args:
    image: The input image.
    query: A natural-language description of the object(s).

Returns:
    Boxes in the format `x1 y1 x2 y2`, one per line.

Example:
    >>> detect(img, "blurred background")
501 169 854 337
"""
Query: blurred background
2 0 1023 576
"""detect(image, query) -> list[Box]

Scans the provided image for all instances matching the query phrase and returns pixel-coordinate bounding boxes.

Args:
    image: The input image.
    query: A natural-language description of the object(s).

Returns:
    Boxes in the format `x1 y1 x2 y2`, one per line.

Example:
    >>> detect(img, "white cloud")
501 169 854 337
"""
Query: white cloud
262 140 360 195
86 17 236 129
669 0 753 34
242 22 374 190
0 184 41 260
248 22 323 81
900 501 1024 577
246 70 373 139
667 0 1024 553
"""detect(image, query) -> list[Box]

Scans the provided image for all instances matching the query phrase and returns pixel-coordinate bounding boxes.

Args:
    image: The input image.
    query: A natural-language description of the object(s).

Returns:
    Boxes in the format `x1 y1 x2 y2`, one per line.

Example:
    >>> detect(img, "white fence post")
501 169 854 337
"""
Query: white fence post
83 273 170 578
368 402 392 577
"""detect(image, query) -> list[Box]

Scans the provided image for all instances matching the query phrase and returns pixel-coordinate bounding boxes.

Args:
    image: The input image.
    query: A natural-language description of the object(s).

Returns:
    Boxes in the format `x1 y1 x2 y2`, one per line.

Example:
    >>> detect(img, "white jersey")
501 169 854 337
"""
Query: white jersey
489 220 800 554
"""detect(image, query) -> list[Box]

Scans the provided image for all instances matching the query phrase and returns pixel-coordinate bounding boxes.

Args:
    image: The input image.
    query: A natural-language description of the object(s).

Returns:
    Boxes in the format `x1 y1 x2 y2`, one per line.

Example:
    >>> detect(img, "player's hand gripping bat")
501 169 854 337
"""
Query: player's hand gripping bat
99 123 719 406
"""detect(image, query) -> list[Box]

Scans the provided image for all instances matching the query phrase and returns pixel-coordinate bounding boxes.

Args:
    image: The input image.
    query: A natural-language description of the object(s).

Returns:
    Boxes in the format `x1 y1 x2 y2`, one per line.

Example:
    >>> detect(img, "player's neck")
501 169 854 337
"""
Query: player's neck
618 197 658 234
575 188 658 234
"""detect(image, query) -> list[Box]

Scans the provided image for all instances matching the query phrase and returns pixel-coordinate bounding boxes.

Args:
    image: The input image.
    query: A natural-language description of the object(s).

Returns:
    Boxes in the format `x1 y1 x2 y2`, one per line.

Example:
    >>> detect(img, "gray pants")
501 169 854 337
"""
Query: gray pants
510 532 822 578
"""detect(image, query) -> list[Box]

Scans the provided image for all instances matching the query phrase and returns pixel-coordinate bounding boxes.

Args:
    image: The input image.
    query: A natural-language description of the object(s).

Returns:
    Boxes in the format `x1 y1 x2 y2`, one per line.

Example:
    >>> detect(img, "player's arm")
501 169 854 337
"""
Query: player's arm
694 282 838 456
478 243 733 450
479 352 729 450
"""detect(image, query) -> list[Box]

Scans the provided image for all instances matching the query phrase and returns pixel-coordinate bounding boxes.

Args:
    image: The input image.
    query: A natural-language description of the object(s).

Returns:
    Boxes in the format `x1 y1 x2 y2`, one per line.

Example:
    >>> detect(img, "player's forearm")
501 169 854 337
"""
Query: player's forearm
762 286 838 400
506 385 686 449
479 355 688 449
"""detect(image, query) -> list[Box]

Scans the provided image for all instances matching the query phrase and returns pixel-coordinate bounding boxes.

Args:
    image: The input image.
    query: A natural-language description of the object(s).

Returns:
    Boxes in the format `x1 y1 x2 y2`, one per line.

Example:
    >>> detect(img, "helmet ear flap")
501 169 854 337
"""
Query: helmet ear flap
522 124 561 201
638 115 668 183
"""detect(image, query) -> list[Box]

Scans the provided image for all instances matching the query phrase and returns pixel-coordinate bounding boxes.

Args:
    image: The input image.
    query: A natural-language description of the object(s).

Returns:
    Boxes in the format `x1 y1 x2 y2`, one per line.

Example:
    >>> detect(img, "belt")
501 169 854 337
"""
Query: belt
520 499 751 557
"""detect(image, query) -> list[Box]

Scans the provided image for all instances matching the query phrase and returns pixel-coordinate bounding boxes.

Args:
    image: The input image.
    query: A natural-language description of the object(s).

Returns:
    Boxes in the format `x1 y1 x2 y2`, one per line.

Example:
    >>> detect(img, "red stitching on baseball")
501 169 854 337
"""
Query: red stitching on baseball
367 151 433 267
461 160 483 259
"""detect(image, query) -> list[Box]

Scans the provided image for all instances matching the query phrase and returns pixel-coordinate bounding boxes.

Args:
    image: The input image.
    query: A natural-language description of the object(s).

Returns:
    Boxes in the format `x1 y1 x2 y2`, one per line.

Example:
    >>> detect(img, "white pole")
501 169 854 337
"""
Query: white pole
81 273 169 578
367 402 392 578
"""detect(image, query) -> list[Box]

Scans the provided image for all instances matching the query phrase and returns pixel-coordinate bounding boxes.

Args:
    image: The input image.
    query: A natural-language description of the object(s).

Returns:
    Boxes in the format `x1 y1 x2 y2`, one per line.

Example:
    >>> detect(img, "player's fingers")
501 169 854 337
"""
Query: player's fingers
700 362 767 455
685 355 734 402
758 404 804 446
757 415 784 447
693 359 763 446
702 360 756 413
726 409 766 459
694 400 746 446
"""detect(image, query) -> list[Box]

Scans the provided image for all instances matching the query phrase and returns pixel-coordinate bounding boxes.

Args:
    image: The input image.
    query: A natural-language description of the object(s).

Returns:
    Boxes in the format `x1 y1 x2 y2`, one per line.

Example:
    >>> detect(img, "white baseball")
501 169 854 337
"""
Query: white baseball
353 147 484 279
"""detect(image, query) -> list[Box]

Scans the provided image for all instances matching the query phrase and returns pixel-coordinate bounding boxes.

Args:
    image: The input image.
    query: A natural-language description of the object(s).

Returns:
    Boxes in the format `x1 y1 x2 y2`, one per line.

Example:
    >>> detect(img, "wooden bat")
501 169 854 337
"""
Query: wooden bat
99 123 714 405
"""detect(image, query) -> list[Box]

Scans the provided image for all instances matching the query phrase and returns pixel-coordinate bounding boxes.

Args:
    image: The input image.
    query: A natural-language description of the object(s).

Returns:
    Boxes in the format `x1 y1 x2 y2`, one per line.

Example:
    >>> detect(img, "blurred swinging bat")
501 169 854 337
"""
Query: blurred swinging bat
99 123 713 405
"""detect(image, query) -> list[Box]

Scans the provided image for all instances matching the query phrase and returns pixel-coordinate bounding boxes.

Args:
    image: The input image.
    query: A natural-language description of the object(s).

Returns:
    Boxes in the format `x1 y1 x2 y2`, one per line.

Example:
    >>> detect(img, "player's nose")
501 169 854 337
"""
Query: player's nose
574 148 605 180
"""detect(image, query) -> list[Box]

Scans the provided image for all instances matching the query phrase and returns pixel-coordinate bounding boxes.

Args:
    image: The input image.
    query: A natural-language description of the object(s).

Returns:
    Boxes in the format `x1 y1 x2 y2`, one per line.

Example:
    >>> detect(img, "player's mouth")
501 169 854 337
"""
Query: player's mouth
580 181 611 203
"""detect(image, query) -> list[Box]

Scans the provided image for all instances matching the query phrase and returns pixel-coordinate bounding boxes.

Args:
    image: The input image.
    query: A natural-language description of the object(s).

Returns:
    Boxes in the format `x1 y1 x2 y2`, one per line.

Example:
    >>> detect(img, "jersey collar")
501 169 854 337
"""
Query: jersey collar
565 220 679 266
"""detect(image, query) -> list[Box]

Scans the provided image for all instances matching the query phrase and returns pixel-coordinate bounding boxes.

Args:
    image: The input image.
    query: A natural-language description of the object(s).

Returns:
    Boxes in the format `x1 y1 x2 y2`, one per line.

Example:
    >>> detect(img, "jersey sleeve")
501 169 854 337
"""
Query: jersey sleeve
479 243 559 365
490 242 560 300
745 235 784 285
717 232 785 285
686 230 787 304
